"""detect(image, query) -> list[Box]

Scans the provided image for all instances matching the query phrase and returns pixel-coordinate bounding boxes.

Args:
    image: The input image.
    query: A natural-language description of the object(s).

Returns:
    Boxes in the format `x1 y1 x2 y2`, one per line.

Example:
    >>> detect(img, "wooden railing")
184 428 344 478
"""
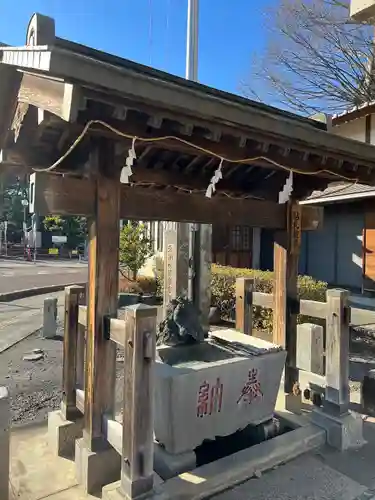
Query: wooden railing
235 277 361 415
236 277 375 337
61 285 157 499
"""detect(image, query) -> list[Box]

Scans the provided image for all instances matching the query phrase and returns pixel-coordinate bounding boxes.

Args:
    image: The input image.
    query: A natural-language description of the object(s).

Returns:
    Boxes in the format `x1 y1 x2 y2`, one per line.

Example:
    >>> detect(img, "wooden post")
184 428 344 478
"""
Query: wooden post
324 289 350 415
273 201 301 394
61 285 85 421
236 278 254 335
84 138 120 451
121 304 157 500
76 291 86 391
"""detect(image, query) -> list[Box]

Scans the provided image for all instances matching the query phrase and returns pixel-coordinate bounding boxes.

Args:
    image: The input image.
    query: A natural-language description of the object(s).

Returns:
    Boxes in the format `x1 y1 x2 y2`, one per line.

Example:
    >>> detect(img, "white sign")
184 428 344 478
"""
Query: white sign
52 235 67 244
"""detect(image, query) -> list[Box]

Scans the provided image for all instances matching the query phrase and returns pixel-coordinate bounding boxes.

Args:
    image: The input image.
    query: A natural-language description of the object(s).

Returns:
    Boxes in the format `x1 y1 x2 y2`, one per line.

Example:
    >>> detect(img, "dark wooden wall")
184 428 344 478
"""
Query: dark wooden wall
212 224 253 269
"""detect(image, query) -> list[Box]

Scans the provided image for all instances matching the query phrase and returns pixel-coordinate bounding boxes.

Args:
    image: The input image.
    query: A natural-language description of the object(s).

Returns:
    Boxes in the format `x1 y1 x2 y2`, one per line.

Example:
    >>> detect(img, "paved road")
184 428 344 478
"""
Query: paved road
0 291 65 353
0 259 87 293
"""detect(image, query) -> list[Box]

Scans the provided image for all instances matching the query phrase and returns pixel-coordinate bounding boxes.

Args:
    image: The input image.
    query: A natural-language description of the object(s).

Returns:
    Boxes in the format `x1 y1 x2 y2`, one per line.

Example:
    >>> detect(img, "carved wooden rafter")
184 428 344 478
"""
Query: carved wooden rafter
11 102 29 143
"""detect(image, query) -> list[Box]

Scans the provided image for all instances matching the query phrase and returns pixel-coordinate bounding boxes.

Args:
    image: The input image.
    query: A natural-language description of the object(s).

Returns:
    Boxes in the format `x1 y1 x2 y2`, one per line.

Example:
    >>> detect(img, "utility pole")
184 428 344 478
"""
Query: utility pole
185 0 200 302
163 0 211 332
186 0 199 82
185 0 212 332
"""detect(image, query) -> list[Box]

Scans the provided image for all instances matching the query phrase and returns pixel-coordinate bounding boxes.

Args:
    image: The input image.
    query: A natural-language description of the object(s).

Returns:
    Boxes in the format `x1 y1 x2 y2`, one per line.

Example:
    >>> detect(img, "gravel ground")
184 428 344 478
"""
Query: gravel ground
1 322 375 427
0 322 125 427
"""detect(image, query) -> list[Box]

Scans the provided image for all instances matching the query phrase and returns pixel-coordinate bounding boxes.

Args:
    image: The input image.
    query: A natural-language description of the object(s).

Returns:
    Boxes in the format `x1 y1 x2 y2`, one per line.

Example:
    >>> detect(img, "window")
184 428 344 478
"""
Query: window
231 226 251 251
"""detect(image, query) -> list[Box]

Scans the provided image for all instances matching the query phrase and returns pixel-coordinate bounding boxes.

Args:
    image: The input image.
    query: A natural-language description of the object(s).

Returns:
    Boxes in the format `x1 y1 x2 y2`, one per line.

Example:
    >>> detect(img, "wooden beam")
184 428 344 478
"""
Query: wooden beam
18 73 81 122
77 85 375 174
76 112 370 182
273 200 301 396
301 205 323 231
83 138 120 451
30 172 322 229
0 65 22 150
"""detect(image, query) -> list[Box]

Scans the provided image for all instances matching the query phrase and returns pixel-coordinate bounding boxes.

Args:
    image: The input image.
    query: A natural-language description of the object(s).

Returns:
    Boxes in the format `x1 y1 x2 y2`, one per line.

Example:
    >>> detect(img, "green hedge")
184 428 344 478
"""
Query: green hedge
210 264 327 331
136 264 327 332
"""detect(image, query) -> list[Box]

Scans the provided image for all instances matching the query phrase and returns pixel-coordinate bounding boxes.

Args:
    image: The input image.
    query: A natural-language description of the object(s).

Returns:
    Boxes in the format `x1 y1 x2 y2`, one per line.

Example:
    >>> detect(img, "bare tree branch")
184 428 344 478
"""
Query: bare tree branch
242 0 374 114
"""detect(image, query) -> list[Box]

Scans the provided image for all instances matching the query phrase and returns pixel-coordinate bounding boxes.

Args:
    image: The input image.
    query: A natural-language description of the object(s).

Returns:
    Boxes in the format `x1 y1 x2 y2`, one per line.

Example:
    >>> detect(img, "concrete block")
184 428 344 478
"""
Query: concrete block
154 443 196 480
75 437 121 495
102 475 165 500
0 387 9 500
284 393 302 415
43 297 57 338
311 407 366 451
296 323 324 375
155 328 286 454
47 409 83 459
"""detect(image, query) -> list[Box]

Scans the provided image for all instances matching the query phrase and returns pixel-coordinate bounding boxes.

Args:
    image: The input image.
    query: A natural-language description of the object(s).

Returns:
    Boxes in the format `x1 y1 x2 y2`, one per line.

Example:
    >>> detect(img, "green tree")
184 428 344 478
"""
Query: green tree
119 222 154 280
0 175 29 232
43 216 87 248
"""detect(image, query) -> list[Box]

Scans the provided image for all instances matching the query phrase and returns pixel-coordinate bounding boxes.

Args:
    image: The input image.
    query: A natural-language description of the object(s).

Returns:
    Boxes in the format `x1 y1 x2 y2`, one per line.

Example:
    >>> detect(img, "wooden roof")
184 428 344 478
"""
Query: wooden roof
1 13 375 205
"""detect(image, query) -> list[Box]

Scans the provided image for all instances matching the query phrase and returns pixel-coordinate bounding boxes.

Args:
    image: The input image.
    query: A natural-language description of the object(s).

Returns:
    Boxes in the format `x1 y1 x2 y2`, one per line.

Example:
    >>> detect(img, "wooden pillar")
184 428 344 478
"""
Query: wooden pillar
273 201 301 394
76 291 86 391
61 285 85 421
236 278 254 335
121 304 157 499
84 138 120 451
324 289 350 415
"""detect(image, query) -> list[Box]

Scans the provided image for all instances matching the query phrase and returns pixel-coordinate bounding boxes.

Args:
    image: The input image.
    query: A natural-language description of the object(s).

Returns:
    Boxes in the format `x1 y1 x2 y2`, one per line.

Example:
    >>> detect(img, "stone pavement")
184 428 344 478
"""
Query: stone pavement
7 414 375 500
213 413 375 500
214 454 371 500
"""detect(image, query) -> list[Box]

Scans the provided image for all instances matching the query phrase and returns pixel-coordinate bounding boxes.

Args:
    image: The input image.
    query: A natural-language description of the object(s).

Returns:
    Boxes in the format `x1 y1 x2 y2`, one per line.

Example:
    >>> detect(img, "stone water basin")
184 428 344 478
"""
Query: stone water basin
154 328 286 454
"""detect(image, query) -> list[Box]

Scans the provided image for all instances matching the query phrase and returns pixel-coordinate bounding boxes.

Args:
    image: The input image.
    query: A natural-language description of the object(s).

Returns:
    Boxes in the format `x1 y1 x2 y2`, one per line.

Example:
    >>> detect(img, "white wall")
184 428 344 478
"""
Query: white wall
370 115 375 144
332 116 366 142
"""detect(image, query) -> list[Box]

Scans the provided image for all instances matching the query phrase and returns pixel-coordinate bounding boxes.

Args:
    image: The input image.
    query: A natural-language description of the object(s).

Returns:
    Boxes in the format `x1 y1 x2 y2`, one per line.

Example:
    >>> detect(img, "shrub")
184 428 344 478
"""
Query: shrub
210 264 327 331
119 274 158 295
132 263 328 332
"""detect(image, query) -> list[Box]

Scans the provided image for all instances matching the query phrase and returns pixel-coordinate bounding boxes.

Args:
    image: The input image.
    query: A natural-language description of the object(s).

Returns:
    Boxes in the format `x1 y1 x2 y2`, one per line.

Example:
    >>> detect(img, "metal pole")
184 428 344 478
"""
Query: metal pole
186 0 201 305
32 213 38 263
4 222 7 257
186 0 199 82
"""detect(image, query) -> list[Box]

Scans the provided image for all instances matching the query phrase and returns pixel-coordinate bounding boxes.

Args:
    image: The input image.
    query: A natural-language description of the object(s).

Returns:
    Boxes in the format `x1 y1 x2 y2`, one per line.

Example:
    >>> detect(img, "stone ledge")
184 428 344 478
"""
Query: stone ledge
103 424 325 500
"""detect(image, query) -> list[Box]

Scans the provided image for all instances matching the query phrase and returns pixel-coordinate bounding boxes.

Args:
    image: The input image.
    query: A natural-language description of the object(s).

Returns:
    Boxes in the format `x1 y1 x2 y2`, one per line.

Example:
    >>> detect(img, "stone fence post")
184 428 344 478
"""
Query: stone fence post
312 289 364 450
43 297 58 339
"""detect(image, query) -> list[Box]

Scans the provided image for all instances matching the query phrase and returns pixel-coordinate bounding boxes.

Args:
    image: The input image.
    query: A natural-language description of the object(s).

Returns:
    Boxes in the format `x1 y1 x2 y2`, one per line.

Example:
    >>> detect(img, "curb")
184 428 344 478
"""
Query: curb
0 282 87 302
0 323 43 354
159 424 326 499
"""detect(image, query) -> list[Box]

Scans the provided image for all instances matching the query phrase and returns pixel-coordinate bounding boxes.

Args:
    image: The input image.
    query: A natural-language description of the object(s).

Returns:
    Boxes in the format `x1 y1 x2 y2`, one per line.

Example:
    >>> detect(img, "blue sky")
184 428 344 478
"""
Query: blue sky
0 0 273 96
